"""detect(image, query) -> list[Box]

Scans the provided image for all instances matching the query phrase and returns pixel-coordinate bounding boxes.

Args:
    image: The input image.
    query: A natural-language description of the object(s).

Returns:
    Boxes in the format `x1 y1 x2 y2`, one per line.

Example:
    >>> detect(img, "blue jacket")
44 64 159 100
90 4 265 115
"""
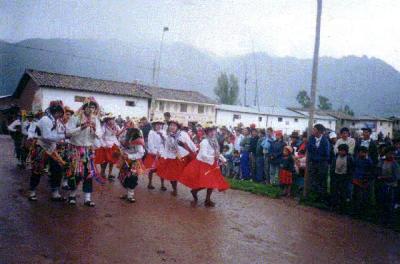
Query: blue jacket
307 135 330 162
270 140 286 165
261 135 275 154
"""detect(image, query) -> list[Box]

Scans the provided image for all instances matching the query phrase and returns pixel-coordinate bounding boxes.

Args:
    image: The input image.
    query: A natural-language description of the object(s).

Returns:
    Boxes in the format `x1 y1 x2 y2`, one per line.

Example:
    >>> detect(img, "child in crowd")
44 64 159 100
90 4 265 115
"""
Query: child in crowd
118 127 145 203
352 146 374 216
221 145 232 177
330 144 354 212
376 146 400 225
231 150 241 179
279 146 295 196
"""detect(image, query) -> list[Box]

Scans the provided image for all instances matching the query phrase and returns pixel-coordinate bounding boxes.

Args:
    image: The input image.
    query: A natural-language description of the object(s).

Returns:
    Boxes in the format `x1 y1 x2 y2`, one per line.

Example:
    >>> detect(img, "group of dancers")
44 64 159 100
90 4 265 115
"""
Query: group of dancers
10 97 229 207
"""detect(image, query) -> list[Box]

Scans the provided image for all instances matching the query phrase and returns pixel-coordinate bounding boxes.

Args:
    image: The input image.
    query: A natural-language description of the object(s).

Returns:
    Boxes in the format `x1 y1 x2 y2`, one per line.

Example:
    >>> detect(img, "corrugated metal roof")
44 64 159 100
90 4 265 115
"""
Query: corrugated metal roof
257 106 305 118
216 104 263 114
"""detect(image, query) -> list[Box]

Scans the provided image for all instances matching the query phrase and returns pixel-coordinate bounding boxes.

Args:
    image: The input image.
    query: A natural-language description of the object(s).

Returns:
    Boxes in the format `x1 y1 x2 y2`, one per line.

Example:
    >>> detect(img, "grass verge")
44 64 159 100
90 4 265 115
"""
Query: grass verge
226 178 282 198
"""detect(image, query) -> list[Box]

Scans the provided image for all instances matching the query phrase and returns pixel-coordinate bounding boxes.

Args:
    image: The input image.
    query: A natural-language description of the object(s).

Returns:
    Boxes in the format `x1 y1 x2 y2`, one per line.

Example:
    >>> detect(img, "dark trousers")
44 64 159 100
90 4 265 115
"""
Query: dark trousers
375 181 395 223
68 161 93 193
123 175 138 190
30 157 63 192
13 140 23 161
240 151 251 180
255 156 265 182
352 184 369 215
330 173 351 210
264 155 270 184
309 161 329 200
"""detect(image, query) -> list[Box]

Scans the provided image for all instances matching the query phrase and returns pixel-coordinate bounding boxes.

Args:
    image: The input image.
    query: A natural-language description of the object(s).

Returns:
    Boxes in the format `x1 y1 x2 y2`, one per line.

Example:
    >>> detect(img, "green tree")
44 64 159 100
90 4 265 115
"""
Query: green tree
296 90 311 108
318 95 332 110
214 73 239 105
338 104 355 116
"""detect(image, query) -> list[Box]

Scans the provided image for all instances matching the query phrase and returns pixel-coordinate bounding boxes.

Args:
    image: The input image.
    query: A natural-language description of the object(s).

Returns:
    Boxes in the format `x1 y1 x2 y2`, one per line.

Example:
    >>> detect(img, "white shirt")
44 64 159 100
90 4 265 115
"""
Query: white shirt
121 144 145 160
66 115 102 147
197 139 220 165
147 130 166 155
161 131 197 159
27 121 38 139
315 135 322 148
334 137 356 155
21 120 32 136
7 119 21 132
234 134 244 151
36 115 65 152
101 125 121 148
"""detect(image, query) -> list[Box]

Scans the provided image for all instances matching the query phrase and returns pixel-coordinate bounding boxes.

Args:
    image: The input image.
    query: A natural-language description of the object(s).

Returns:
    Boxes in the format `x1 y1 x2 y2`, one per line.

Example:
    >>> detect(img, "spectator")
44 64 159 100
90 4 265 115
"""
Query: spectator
234 127 244 152
255 129 266 182
289 132 301 151
352 146 374 216
279 146 295 196
262 127 275 184
249 128 259 179
334 127 356 155
307 124 330 202
330 144 354 212
231 150 241 179
355 127 379 167
269 131 286 185
139 117 152 143
240 127 252 180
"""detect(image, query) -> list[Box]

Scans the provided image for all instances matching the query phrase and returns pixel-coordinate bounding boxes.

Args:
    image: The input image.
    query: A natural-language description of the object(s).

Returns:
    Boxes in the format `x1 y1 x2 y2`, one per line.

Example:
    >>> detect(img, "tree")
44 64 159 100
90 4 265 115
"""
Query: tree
214 73 239 105
338 104 355 116
318 95 332 110
296 90 311 108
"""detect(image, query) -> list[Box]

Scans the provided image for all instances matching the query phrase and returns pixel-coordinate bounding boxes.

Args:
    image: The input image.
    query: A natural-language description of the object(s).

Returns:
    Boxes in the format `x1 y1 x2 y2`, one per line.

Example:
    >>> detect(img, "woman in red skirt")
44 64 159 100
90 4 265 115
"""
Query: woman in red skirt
143 118 167 191
95 113 124 181
156 119 197 196
179 123 230 207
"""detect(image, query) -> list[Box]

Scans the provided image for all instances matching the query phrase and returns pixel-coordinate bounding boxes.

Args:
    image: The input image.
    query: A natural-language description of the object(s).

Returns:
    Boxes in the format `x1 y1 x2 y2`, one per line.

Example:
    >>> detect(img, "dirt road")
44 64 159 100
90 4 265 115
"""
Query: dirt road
0 136 399 263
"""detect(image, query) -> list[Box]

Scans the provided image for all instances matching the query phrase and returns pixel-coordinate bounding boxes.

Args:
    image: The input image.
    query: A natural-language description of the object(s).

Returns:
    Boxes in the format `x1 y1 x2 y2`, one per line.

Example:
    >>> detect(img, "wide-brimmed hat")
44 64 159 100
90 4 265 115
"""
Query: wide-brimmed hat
151 117 164 125
361 127 372 133
64 106 74 115
167 120 181 128
26 111 34 118
49 100 64 114
101 113 115 122
203 121 216 132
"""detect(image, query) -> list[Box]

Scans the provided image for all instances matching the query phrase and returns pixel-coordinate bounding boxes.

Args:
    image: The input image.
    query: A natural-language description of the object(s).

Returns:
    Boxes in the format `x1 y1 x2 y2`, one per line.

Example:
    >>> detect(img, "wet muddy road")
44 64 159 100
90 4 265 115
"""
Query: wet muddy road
1 136 399 264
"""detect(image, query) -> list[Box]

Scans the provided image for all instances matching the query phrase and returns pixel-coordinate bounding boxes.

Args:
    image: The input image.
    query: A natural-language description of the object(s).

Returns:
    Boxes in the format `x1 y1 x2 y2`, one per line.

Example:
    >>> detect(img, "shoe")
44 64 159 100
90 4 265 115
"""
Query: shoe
204 200 216 207
51 196 66 202
28 194 38 201
108 175 115 182
147 185 155 190
68 196 77 205
84 201 95 207
160 186 167 191
127 197 136 203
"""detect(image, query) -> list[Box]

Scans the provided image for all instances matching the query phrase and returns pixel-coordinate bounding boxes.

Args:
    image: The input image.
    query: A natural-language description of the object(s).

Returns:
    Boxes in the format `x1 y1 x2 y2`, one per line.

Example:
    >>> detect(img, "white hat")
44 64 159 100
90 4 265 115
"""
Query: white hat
329 132 337 139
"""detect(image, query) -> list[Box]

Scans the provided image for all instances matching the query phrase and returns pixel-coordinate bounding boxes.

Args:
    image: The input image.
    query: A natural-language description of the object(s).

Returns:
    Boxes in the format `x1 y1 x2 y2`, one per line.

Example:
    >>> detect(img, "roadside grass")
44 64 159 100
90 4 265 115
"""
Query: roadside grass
226 178 282 198
226 178 400 231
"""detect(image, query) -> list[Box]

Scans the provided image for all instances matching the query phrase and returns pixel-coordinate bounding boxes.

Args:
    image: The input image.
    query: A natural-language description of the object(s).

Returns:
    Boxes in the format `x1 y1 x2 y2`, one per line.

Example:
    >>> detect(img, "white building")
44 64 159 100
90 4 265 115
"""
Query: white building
337 115 393 138
142 85 216 125
13 69 152 118
290 109 337 132
216 104 266 129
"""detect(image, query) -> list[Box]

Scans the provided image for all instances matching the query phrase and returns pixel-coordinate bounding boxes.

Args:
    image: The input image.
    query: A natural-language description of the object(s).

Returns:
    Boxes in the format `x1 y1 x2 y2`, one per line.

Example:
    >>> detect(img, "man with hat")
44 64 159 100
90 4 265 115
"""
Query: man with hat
334 127 356 155
144 118 167 191
66 97 102 207
29 100 66 201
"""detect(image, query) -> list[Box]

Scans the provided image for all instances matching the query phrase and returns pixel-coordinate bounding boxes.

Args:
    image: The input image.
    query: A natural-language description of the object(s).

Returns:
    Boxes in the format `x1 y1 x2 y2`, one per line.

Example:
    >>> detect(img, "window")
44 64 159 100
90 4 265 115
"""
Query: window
341 120 345 125
294 118 298 122
278 117 283 122
352 122 355 126
329 121 332 124
233 114 241 120
74 96 86 102
126 101 136 107
285 121 290 125
198 105 205 114
159 101 165 111
380 122 383 126
180 103 187 112
258 116 263 122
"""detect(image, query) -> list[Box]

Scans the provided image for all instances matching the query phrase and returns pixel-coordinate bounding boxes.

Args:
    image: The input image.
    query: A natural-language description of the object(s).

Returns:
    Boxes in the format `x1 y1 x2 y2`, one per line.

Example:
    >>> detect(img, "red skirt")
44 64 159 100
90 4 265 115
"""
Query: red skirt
179 159 230 191
95 145 120 164
143 153 158 170
156 156 190 181
279 169 293 185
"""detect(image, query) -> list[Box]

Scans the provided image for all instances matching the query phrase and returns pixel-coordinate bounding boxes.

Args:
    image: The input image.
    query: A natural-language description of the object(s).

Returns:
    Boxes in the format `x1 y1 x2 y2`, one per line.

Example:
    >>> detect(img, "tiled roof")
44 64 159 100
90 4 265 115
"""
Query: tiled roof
16 69 152 98
140 85 216 105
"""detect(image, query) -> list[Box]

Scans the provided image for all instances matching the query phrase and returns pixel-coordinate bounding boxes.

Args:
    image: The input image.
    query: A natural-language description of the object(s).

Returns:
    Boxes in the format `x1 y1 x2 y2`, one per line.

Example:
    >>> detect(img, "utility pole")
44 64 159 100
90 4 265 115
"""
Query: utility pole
251 40 260 110
244 63 248 106
304 0 323 197
155 26 169 86
152 56 157 85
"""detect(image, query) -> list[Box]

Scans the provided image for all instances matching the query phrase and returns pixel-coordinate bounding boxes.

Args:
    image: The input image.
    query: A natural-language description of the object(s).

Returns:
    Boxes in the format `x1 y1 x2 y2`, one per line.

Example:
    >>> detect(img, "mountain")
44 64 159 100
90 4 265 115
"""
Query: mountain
1 38 399 116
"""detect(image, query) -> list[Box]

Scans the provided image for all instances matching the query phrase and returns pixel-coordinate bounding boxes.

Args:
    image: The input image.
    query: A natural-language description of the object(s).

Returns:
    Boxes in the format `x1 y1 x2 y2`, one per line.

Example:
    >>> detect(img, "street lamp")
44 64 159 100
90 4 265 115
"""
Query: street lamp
155 26 169 86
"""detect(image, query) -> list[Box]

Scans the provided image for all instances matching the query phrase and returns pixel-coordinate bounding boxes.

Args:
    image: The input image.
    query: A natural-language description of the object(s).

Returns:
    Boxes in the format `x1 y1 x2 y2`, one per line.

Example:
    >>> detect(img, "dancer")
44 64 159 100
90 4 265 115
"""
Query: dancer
118 126 145 203
180 122 229 207
95 113 123 181
157 119 197 196
66 97 102 207
143 118 167 191
28 101 66 201
59 106 74 190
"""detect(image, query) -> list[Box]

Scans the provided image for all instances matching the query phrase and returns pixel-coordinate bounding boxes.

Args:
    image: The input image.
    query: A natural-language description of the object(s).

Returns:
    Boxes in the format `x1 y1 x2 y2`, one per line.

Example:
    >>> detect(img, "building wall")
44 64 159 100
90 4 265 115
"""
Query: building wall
215 109 266 129
315 118 336 132
151 100 215 124
376 121 393 137
266 116 309 135
41 88 149 118
16 79 40 111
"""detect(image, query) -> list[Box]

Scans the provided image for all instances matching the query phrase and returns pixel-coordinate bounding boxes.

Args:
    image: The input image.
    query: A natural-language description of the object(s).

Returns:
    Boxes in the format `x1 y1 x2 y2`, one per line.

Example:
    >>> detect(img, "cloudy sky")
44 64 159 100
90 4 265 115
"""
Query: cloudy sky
1 0 399 69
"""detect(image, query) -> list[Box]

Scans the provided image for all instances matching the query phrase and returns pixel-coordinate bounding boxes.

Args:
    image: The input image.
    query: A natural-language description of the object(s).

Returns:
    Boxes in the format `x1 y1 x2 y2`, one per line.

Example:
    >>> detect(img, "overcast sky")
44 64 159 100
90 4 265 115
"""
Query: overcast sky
1 0 399 69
